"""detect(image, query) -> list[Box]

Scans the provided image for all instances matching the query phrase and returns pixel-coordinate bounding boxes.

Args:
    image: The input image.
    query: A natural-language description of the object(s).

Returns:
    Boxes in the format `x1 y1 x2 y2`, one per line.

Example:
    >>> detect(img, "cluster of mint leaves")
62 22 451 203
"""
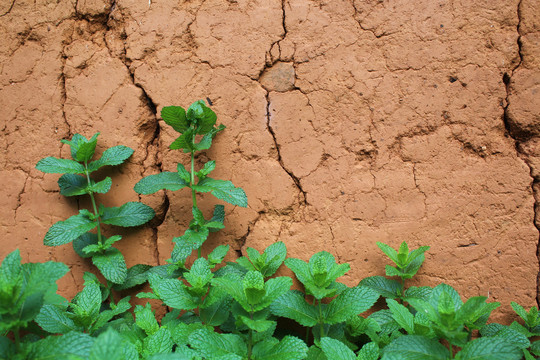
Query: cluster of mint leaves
1 100 538 359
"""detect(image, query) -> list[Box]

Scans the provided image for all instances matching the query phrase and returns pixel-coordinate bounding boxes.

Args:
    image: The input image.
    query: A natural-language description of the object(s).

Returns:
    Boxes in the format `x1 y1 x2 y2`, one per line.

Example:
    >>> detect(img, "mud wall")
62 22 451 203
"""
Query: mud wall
0 0 539 322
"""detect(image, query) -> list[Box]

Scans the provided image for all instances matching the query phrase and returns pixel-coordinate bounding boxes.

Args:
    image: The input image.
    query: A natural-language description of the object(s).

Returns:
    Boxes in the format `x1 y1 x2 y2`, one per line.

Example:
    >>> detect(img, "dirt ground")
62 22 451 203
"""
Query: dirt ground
0 0 539 323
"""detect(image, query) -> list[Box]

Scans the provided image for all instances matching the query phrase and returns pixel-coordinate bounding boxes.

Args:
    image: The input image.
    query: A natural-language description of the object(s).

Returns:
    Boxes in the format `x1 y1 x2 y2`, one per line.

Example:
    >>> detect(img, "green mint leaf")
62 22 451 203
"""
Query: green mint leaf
193 124 225 151
143 327 174 357
320 337 356 360
101 202 155 227
212 274 249 311
92 248 127 284
58 174 88 196
189 328 246 359
89 328 125 360
246 247 261 265
207 204 226 232
383 335 448 360
177 163 191 183
404 286 433 302
82 244 102 255
170 129 195 152
260 241 287 277
238 316 275 332
197 160 216 179
71 282 102 324
252 336 308 360
91 296 131 331
511 302 529 323
429 284 463 312
193 177 248 207
87 145 133 172
173 227 210 251
112 264 152 291
208 245 229 266
255 276 293 312
360 276 402 299
135 303 159 336
457 296 498 326
192 206 206 226
28 332 93 359
103 235 122 249
368 309 402 336
457 337 522 360
187 100 217 135
386 298 415 334
148 274 198 310
243 270 265 305
134 171 188 194
324 286 379 324
44 212 97 246
270 290 318 327
36 157 85 174
357 342 379 360
35 304 80 334
397 241 409 266
285 258 311 287
376 242 399 264
200 296 231 327
61 133 99 162
531 340 540 356
73 233 99 258
184 257 213 289
407 246 430 263
492 327 531 350
161 105 188 133
237 256 257 272
401 254 426 279
88 177 112 194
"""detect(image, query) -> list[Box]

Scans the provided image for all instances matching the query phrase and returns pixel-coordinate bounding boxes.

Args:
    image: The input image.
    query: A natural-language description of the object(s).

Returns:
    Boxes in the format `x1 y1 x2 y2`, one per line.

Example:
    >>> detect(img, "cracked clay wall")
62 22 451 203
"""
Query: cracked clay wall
0 0 539 322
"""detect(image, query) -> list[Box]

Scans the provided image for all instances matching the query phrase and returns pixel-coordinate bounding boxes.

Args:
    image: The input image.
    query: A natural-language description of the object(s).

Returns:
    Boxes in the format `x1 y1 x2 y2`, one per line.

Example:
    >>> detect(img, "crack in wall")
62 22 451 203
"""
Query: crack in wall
0 0 15 17
500 0 540 308
264 90 308 206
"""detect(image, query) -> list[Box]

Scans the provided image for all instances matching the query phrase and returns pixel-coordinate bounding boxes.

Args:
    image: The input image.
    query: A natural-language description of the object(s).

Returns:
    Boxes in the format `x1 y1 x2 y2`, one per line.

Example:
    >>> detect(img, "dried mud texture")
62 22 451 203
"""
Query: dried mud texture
0 0 538 322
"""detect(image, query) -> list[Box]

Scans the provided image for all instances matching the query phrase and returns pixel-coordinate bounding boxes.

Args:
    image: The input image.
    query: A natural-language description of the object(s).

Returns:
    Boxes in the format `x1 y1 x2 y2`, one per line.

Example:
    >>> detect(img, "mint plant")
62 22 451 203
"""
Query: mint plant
36 133 155 286
134 100 247 262
271 251 379 352
360 242 430 302
0 250 69 358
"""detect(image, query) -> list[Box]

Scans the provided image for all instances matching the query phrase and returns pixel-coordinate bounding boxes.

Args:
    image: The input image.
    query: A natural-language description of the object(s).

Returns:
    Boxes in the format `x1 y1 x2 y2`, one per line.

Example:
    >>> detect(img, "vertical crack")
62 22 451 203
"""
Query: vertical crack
501 0 540 308
264 90 308 205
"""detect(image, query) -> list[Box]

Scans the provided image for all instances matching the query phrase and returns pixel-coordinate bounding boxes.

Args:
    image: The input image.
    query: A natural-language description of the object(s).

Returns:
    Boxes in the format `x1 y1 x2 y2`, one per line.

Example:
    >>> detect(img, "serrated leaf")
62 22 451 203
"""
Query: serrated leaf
72 282 102 320
187 100 217 135
358 342 379 360
403 286 433 302
101 202 155 227
270 290 319 327
135 303 159 336
492 327 530 350
144 327 174 357
58 174 88 196
87 146 134 172
29 331 93 359
386 298 415 334
239 316 275 332
256 276 293 311
148 275 198 310
134 172 188 194
200 296 231 327
61 133 100 162
212 274 249 310
162 105 188 133
112 264 153 291
189 328 247 358
90 328 125 360
382 335 448 360
243 270 265 305
320 337 356 360
193 177 247 207
36 157 85 174
92 248 127 284
170 129 195 151
198 160 216 178
88 177 112 194
192 206 205 226
261 241 287 277
324 286 379 324
73 233 99 258
377 242 398 264
285 257 312 287
174 227 210 251
531 340 540 356
44 213 97 246
208 245 229 265
184 257 213 289
457 336 522 360
36 304 80 334
360 276 402 299
253 336 309 360
429 284 463 312
177 163 191 183
193 124 225 151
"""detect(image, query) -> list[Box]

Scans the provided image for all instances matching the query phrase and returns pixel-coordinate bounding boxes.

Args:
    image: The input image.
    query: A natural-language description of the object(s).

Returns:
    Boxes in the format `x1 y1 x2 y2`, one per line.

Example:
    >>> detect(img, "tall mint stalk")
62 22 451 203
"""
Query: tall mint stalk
134 100 247 264
36 134 155 287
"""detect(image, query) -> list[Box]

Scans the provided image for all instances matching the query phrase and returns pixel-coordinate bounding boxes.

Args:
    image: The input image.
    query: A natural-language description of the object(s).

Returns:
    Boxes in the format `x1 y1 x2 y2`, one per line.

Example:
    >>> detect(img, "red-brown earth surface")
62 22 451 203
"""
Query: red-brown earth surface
0 0 539 323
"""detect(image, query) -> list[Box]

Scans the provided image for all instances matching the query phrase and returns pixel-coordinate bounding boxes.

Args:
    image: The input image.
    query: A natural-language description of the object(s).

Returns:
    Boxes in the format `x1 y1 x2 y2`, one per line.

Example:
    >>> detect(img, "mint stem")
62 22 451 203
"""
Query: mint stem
84 164 103 245
318 299 324 338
